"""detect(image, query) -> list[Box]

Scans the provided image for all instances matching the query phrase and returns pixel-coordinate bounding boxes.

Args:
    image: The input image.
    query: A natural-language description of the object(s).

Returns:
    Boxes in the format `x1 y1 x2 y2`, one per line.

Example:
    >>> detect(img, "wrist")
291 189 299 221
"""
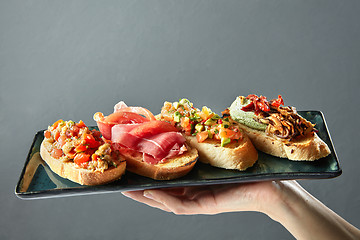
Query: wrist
256 181 302 222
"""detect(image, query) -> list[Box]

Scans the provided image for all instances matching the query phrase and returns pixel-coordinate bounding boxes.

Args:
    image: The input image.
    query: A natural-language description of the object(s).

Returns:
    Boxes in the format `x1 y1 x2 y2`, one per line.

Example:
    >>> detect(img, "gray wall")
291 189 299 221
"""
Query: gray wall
1 1 359 239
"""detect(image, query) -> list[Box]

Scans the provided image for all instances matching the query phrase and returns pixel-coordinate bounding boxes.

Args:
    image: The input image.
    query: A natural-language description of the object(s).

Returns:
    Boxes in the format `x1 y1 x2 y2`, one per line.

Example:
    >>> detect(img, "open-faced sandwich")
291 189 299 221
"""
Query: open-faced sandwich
93 101 198 180
156 99 258 171
225 94 331 161
40 119 126 185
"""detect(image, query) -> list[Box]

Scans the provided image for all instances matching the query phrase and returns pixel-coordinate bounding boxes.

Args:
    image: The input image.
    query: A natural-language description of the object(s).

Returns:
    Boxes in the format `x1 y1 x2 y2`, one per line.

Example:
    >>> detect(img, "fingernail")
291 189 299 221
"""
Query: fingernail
144 190 154 200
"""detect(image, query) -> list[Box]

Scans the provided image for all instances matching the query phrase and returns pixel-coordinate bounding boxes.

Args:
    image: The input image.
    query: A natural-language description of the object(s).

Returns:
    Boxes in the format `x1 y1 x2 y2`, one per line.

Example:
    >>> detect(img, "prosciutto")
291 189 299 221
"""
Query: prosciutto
94 101 187 164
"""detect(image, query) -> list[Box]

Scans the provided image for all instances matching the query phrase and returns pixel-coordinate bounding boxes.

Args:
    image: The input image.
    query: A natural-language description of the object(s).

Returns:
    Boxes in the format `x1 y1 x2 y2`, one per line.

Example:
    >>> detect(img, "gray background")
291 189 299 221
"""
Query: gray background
1 1 359 239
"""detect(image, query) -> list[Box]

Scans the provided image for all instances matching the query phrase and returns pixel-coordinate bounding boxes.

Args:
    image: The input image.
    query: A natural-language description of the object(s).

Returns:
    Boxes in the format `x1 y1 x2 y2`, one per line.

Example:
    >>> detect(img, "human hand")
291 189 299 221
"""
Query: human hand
122 180 291 215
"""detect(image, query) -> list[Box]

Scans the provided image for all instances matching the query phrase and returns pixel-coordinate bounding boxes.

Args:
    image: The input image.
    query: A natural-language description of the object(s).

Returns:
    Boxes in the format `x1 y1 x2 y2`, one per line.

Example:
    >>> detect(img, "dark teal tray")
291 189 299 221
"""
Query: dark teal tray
15 111 341 199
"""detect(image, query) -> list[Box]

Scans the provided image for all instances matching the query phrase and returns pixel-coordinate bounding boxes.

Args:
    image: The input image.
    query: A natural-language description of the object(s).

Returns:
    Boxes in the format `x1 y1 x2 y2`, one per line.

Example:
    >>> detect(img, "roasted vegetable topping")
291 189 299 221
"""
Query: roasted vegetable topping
160 99 243 146
44 119 118 171
240 95 315 140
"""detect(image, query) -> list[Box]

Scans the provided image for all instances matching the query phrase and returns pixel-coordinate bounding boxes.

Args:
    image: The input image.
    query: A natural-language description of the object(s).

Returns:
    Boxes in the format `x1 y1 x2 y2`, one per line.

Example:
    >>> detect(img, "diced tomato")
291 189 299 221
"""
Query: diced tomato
91 129 101 139
53 131 60 141
76 120 86 128
75 144 87 152
91 154 99 161
58 134 67 147
74 153 91 165
83 134 100 148
66 149 76 159
196 131 209 143
180 117 191 132
52 119 64 129
70 126 79 136
161 112 175 122
51 148 63 159
163 102 172 111
44 130 51 139
219 128 236 139
130 120 178 138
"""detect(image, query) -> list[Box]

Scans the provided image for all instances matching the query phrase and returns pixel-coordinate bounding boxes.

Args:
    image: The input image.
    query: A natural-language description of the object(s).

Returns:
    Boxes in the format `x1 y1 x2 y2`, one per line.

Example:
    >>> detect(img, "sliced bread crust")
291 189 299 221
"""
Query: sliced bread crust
184 134 258 171
40 141 126 185
233 122 331 161
120 147 198 180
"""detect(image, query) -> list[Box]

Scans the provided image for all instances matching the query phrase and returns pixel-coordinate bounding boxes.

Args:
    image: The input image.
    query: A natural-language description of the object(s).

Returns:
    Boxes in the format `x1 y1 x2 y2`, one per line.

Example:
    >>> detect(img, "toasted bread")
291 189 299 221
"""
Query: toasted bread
120 147 198 180
40 141 126 185
231 122 330 161
183 134 258 170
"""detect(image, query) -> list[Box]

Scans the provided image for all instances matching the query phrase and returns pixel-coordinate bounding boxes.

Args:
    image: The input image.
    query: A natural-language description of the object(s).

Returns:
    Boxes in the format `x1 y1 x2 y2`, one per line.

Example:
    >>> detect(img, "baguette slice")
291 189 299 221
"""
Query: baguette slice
120 147 198 180
40 141 126 185
232 121 330 161
183 134 258 171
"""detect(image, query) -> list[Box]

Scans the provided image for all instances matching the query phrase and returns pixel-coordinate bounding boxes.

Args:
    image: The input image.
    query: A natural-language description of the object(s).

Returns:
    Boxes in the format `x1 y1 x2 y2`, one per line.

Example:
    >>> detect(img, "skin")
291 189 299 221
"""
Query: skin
122 181 360 240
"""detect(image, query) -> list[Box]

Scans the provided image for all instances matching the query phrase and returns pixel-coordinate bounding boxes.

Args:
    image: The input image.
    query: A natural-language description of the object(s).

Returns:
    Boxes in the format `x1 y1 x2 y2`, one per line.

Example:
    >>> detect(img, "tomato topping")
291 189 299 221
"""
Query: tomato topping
75 144 87 152
270 95 284 107
74 153 91 165
159 99 243 146
76 120 86 128
54 131 60 141
241 95 270 114
66 150 76 159
83 134 100 148
51 148 63 159
44 130 51 139
58 134 67 147
242 94 285 114
91 154 99 161
52 119 64 129
196 131 209 143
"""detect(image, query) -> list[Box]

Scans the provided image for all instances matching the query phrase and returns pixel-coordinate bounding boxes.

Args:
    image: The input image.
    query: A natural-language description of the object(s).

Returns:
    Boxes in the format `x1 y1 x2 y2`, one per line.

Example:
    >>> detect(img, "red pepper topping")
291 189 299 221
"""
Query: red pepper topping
241 94 284 115
269 95 284 108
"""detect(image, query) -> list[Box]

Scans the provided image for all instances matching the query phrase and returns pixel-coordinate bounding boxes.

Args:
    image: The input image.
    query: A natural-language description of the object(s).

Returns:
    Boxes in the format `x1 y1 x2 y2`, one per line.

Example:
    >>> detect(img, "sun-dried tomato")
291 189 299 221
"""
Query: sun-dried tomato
270 95 284 108
241 94 270 114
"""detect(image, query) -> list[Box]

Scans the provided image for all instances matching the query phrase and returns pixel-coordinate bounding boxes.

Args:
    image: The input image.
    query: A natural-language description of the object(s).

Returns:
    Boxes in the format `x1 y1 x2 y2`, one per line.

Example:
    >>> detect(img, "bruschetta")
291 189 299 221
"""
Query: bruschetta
40 119 126 185
226 94 331 161
93 101 198 180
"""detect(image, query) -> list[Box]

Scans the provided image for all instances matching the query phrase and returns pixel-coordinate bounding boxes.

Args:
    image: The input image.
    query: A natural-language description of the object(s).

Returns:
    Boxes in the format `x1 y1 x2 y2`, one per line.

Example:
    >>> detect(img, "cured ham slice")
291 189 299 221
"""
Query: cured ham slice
93 111 148 140
114 101 156 121
112 129 185 163
94 101 188 164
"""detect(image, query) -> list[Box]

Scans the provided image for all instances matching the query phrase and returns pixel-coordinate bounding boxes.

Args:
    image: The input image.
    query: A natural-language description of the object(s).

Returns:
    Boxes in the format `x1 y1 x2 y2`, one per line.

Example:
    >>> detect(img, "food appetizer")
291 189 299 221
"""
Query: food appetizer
225 94 331 161
40 119 126 185
93 101 198 180
157 99 258 171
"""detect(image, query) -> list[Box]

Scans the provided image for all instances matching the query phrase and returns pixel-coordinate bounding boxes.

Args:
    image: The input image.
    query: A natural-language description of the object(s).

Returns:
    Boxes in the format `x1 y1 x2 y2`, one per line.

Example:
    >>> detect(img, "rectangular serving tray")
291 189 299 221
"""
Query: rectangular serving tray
15 111 341 199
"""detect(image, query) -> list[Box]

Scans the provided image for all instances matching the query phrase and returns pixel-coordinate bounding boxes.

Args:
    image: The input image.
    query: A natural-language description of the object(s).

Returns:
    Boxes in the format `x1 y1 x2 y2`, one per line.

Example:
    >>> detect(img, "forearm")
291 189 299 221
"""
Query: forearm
263 181 360 240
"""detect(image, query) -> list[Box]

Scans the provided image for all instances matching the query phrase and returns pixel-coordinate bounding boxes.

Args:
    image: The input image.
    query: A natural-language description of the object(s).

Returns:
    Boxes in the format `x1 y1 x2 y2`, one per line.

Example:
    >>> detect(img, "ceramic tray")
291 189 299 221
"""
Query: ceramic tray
15 111 341 199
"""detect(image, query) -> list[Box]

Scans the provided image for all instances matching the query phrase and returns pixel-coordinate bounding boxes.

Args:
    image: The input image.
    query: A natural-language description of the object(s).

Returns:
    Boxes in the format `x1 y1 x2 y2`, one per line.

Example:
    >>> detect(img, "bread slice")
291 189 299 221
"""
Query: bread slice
233 122 331 161
40 141 126 185
120 147 198 180
183 134 258 171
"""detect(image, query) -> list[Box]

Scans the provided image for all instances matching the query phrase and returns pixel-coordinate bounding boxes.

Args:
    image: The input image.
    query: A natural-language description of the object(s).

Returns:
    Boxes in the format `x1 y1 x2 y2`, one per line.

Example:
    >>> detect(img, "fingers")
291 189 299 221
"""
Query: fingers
122 191 171 212
143 189 217 215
